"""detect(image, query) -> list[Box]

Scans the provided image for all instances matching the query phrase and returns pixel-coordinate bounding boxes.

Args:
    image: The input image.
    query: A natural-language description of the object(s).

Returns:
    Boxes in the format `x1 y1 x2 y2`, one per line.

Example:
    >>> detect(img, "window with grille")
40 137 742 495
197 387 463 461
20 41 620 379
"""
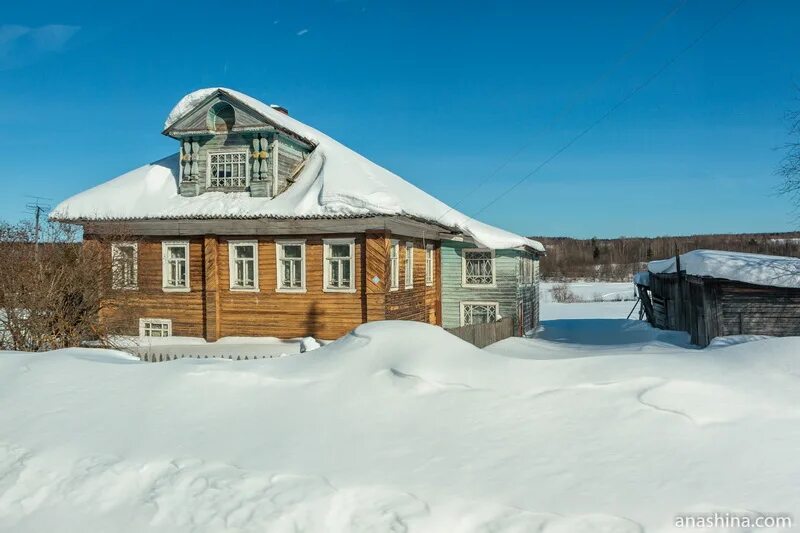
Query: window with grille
463 249 494 286
111 242 138 289
461 302 499 326
277 241 305 291
139 318 172 337
389 240 399 290
209 151 248 188
324 239 354 291
405 242 413 288
229 241 258 290
425 244 434 286
162 242 189 290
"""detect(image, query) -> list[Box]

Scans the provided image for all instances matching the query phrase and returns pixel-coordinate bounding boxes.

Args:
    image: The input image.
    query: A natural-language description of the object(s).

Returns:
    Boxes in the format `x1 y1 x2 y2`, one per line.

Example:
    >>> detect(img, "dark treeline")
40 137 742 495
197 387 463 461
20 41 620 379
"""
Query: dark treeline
531 232 800 281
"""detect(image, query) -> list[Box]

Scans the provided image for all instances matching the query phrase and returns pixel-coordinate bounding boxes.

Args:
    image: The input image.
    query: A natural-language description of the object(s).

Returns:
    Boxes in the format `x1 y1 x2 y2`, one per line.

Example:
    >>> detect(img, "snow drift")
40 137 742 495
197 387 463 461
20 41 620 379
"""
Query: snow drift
50 88 543 252
1 320 799 532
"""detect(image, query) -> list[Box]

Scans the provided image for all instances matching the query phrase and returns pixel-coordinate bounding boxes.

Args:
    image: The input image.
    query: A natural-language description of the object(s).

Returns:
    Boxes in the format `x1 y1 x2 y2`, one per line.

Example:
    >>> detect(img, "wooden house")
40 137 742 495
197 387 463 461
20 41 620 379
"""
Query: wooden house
636 249 800 346
441 240 542 333
51 88 541 341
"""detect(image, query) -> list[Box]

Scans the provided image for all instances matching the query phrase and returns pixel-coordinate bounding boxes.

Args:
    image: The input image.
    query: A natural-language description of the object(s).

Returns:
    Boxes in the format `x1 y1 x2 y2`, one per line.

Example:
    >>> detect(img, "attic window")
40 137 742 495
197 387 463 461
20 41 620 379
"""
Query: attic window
209 152 248 188
208 102 235 132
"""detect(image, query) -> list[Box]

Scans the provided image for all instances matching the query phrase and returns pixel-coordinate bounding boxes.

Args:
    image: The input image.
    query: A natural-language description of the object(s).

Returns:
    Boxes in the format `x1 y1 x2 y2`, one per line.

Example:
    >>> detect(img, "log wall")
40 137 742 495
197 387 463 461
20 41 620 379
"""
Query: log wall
384 238 441 325
87 230 440 341
648 272 800 346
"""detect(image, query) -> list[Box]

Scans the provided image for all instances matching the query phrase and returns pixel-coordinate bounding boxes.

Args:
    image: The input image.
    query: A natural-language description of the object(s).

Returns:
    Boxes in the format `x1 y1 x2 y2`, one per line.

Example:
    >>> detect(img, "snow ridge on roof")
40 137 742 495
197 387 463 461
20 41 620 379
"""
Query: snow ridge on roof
648 249 800 289
52 87 543 252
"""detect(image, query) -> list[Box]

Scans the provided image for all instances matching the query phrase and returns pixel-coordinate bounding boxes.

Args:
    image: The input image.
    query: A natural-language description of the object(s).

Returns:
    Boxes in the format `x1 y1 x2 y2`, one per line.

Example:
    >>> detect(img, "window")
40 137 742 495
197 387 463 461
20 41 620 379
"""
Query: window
462 249 495 286
425 244 434 286
461 302 499 326
277 240 305 292
324 238 355 292
162 242 190 291
229 241 258 290
405 242 414 288
209 151 248 188
522 256 532 284
139 318 172 337
208 102 235 132
111 242 138 289
389 240 399 290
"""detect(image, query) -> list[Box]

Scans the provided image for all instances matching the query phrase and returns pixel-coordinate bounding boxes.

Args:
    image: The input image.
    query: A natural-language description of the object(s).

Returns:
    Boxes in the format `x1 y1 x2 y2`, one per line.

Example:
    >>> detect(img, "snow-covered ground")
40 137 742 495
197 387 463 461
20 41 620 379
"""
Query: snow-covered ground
542 299 638 321
541 280 637 303
1 309 798 531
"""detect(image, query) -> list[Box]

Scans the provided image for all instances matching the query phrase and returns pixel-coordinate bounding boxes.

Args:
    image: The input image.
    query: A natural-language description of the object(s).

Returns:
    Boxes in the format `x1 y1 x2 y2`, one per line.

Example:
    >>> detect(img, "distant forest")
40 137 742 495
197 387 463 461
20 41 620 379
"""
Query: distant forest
532 232 800 281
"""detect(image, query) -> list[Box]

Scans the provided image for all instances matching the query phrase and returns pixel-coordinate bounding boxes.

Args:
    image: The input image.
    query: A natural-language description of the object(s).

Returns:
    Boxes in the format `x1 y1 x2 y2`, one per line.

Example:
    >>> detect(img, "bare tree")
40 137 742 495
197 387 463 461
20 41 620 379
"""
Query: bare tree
779 96 800 209
0 219 135 351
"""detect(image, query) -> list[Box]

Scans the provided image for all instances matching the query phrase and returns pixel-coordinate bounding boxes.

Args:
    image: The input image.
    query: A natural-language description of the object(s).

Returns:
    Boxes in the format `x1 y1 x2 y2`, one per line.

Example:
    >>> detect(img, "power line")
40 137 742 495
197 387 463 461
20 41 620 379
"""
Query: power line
436 0 688 222
25 197 51 259
470 0 746 218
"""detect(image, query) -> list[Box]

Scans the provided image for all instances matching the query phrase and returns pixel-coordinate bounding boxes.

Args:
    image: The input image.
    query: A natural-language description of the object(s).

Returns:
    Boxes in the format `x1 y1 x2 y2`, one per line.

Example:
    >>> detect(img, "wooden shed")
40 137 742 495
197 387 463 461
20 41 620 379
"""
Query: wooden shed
636 249 800 347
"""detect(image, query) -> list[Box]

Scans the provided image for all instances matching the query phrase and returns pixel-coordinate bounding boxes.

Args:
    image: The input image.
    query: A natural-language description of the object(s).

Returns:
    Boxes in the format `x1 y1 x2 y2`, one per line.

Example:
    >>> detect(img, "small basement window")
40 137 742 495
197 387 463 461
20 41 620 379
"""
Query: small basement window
139 318 172 337
209 151 248 188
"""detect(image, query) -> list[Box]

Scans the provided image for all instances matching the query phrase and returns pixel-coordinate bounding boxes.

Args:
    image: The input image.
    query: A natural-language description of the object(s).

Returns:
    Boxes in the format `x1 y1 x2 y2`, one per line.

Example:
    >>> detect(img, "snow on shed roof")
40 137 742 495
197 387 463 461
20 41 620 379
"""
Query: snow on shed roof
51 88 543 252
648 249 800 289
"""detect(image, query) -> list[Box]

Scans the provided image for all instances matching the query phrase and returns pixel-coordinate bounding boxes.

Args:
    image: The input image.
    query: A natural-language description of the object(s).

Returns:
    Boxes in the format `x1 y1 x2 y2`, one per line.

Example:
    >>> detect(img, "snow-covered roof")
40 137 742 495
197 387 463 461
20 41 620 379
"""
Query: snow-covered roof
51 88 543 252
648 249 800 289
633 271 650 287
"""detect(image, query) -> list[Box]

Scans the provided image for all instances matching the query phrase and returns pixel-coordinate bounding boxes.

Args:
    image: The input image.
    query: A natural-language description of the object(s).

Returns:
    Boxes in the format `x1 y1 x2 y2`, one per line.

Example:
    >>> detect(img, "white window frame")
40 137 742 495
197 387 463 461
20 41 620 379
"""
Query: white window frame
207 150 250 188
323 238 356 293
461 248 496 288
228 240 259 291
425 244 434 287
459 301 500 327
276 239 306 293
389 240 400 291
139 318 172 337
111 242 138 290
162 241 190 292
404 242 414 289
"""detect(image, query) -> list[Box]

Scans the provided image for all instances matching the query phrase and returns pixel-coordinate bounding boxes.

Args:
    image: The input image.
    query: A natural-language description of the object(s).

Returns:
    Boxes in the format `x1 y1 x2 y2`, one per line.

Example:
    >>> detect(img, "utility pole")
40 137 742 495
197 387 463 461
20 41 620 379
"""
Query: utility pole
25 197 51 263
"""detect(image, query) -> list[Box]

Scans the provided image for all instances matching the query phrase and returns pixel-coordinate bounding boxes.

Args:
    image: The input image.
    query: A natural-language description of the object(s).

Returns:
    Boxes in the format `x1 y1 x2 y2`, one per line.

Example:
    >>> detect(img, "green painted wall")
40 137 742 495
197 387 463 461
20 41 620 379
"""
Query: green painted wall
441 240 540 332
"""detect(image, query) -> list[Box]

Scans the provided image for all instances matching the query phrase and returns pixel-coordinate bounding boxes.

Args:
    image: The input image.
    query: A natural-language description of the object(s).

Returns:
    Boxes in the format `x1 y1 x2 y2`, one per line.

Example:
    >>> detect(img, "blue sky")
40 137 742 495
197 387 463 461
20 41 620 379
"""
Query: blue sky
1 0 798 238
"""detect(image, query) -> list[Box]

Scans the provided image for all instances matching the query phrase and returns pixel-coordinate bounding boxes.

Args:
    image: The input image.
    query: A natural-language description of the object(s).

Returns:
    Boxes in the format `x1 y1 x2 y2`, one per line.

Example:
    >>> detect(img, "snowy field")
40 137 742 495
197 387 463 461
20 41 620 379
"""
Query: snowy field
541 280 637 303
2 297 799 532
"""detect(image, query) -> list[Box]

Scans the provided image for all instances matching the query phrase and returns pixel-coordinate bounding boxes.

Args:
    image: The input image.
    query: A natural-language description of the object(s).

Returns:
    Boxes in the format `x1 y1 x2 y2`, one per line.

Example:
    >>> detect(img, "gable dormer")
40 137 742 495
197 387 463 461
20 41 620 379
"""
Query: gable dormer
163 91 313 198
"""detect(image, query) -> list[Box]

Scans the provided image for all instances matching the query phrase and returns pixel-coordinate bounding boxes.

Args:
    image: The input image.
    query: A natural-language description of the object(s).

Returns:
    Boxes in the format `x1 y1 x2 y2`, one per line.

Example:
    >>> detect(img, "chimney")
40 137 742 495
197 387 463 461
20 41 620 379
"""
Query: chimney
270 104 289 115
